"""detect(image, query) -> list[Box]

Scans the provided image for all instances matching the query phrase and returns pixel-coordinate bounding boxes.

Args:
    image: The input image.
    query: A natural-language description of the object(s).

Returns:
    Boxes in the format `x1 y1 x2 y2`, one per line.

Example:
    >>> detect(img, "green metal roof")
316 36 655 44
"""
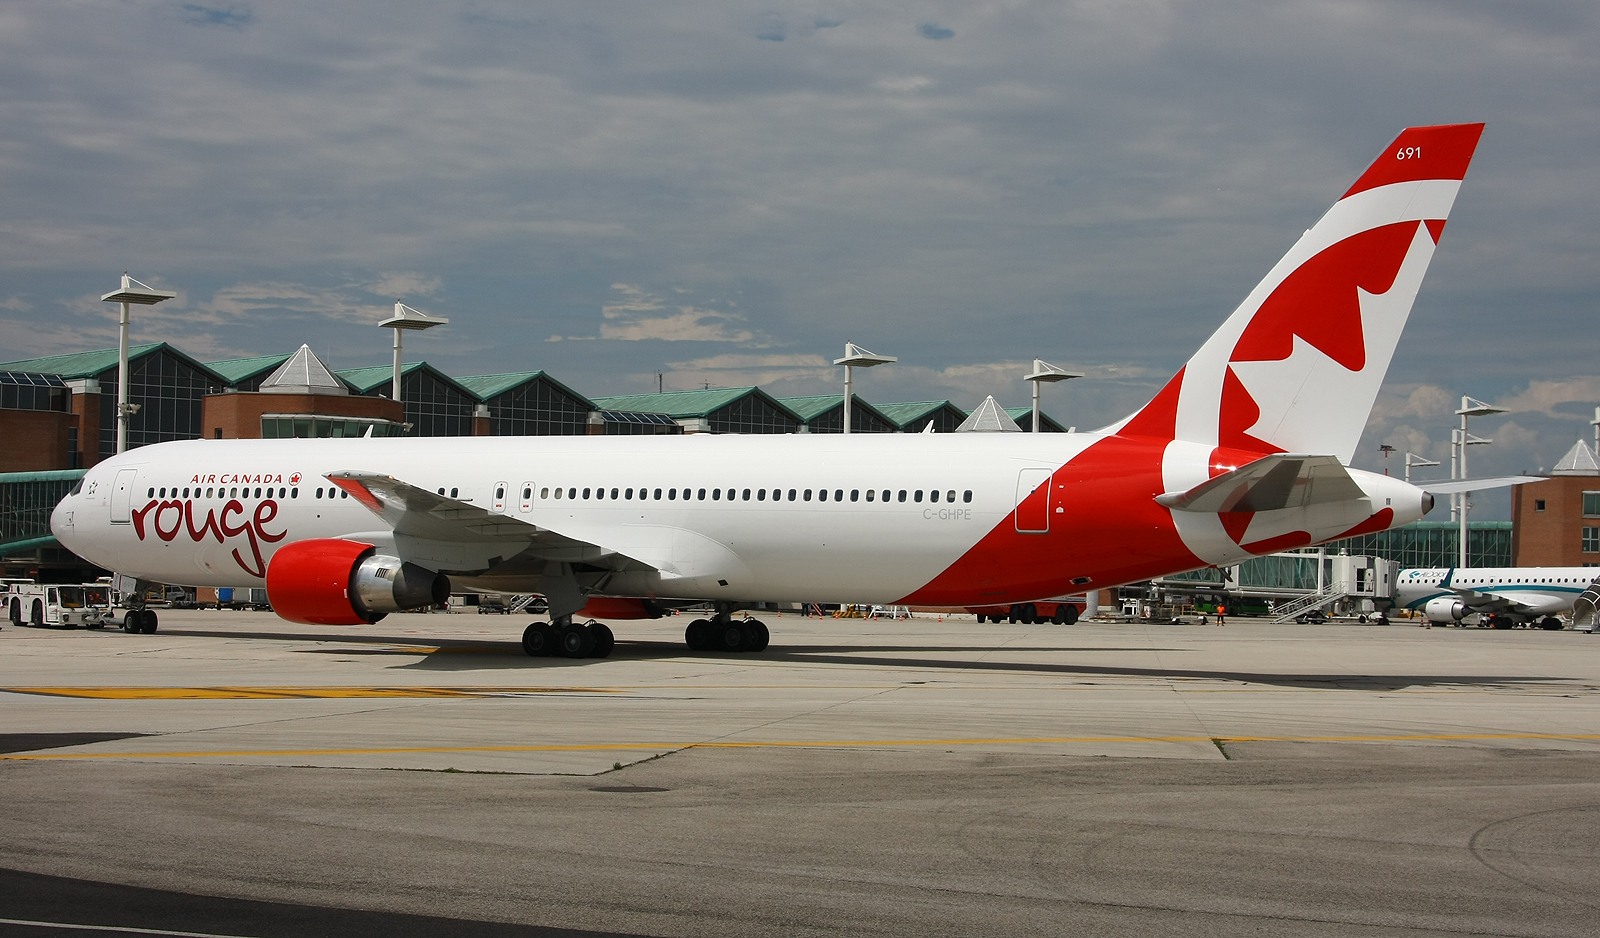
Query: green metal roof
454 371 595 408
777 394 894 425
590 387 800 420
0 343 228 385
205 352 293 385
1005 406 1067 432
0 344 162 380
874 400 967 429
335 361 479 399
0 469 87 484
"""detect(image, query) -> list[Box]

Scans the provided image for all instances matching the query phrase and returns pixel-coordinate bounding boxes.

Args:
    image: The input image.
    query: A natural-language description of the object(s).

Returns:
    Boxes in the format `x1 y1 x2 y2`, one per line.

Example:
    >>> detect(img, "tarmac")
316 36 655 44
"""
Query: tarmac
1 609 1598 936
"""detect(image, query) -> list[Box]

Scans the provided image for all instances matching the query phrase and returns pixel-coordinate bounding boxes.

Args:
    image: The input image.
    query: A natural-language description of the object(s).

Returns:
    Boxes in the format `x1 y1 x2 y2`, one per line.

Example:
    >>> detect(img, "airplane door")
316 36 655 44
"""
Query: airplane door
492 481 508 513
519 482 535 512
109 469 138 524
1014 468 1051 534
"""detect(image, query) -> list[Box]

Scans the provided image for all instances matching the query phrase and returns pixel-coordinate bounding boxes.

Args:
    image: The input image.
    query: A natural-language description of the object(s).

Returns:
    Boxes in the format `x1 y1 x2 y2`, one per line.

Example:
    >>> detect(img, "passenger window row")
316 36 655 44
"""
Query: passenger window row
535 486 973 504
149 485 299 500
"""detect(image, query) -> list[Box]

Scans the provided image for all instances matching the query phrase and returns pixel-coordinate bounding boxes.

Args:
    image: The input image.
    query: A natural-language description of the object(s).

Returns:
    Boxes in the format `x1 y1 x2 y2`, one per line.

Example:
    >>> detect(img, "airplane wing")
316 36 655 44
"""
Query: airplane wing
1416 475 1545 495
1155 454 1365 513
1435 570 1550 617
324 471 655 570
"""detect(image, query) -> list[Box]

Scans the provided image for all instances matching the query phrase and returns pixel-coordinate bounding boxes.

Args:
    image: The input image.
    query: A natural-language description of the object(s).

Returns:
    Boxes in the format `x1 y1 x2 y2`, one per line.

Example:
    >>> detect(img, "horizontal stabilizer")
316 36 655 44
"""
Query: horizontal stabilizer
1416 475 1544 495
1156 454 1365 514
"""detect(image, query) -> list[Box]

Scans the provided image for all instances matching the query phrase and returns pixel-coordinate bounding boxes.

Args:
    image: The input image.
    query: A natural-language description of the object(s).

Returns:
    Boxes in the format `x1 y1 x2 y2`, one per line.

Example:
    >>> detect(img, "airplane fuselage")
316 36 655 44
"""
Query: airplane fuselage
53 432 1427 608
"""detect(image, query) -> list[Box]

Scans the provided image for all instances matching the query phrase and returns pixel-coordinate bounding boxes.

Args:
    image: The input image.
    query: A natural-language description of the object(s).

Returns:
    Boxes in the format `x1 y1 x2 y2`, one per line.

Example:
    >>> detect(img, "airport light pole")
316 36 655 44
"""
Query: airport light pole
101 273 177 454
1023 359 1082 434
1404 452 1439 484
833 343 895 434
378 302 449 409
1455 395 1506 567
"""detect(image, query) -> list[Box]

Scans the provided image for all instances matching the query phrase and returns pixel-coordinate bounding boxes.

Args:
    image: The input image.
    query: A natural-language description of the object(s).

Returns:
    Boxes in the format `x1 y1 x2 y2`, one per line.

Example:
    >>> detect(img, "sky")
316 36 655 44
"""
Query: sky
2 1 1597 519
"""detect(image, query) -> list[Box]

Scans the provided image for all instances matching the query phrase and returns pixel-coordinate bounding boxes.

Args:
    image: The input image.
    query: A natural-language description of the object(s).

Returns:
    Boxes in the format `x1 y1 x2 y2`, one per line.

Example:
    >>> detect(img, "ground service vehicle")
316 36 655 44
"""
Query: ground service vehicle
5 582 113 628
52 124 1486 660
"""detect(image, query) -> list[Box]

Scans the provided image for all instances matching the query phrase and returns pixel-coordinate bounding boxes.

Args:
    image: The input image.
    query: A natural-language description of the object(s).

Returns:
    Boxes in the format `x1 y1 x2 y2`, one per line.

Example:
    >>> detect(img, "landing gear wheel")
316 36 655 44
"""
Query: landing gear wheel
122 611 139 633
685 618 712 651
745 619 770 652
560 622 596 658
522 622 556 657
1540 616 1565 631
139 609 158 634
588 622 615 658
718 621 749 652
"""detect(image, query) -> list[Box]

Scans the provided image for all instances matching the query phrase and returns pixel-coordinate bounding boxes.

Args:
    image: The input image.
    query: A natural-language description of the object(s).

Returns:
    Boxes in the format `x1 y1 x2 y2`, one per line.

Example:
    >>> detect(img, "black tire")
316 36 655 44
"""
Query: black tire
140 609 158 634
685 619 712 651
1020 603 1037 625
588 622 615 658
1006 606 1018 624
560 622 595 659
521 622 555 657
1541 616 1565 631
1060 604 1079 625
975 613 987 624
122 611 139 633
8 598 19 625
31 599 44 627
718 621 749 652
746 619 770 652
1492 616 1514 630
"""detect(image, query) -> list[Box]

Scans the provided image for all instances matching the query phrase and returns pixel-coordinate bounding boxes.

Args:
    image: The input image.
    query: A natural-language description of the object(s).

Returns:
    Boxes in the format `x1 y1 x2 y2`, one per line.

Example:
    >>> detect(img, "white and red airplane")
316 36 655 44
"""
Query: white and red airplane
52 123 1485 658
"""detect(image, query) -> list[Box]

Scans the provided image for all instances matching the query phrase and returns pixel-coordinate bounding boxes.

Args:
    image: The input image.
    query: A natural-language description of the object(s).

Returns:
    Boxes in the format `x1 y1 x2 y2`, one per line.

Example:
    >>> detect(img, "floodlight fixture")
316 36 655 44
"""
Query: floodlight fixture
833 343 896 434
101 273 178 454
378 302 449 402
1022 359 1083 434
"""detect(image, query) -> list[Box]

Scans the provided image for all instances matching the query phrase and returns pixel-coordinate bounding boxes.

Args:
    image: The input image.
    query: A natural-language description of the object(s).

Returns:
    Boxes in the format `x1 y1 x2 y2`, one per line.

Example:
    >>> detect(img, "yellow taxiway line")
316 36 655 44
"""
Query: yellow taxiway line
4 732 1600 761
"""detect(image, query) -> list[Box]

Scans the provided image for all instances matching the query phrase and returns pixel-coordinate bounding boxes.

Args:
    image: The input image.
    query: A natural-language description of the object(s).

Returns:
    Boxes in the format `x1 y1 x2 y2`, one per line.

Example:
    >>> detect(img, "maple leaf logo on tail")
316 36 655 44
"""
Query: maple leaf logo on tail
1113 123 1484 464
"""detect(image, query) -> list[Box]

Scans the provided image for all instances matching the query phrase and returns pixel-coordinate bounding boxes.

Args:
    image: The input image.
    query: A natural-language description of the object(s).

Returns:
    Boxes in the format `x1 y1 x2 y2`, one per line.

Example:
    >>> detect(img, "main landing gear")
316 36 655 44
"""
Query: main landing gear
522 617 614 659
684 615 770 653
121 608 158 634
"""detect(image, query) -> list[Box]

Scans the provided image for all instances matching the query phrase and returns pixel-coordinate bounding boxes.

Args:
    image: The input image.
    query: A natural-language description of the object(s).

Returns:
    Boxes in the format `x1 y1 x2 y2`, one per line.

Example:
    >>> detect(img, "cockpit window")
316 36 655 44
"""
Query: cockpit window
69 479 84 495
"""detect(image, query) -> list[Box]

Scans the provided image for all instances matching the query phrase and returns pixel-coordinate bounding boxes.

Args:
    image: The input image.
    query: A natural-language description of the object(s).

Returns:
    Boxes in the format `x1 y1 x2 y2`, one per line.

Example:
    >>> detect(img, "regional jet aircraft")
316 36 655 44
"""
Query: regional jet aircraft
1396 566 1600 629
53 123 1486 658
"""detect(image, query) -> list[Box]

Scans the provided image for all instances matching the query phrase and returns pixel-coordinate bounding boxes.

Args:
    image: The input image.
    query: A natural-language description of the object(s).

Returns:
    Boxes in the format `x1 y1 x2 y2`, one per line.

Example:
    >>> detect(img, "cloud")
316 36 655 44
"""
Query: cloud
0 296 31 312
918 24 954 40
179 4 252 29
1493 376 1600 419
201 282 388 325
598 284 757 344
365 272 443 300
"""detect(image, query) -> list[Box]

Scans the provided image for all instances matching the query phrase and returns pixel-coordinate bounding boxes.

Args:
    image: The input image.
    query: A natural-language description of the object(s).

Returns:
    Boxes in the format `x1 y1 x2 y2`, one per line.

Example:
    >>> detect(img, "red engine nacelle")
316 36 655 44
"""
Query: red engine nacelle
266 538 450 625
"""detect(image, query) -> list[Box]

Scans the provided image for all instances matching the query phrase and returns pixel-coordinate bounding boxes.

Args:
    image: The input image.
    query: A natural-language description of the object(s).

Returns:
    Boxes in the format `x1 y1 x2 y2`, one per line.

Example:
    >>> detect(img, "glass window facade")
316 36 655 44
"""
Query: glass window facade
1584 527 1600 554
261 417 403 439
0 373 68 412
362 369 475 436
1327 521 1514 568
1583 491 1600 517
486 377 591 436
0 472 85 547
805 403 894 434
95 351 215 458
708 395 799 434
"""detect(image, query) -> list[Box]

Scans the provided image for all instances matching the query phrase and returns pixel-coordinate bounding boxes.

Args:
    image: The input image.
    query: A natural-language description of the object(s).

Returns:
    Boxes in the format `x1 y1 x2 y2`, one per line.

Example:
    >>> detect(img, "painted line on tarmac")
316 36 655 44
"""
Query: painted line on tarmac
4 732 1600 761
0 686 625 700
0 916 267 938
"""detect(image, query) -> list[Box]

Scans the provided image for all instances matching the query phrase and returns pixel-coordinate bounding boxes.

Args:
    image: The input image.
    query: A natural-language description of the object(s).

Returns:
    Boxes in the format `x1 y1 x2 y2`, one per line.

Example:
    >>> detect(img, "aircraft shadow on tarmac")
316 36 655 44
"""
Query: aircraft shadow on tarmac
150 628 1560 691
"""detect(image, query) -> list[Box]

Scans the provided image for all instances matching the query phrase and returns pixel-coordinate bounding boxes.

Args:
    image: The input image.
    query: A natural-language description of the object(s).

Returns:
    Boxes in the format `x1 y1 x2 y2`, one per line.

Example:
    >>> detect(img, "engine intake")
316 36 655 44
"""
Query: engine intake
1423 596 1467 623
267 538 450 625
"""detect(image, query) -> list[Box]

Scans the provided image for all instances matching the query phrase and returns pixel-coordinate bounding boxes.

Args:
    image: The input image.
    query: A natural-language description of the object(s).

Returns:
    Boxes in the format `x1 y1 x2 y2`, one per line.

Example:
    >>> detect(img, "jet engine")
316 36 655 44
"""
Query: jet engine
266 538 450 625
1423 596 1467 623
